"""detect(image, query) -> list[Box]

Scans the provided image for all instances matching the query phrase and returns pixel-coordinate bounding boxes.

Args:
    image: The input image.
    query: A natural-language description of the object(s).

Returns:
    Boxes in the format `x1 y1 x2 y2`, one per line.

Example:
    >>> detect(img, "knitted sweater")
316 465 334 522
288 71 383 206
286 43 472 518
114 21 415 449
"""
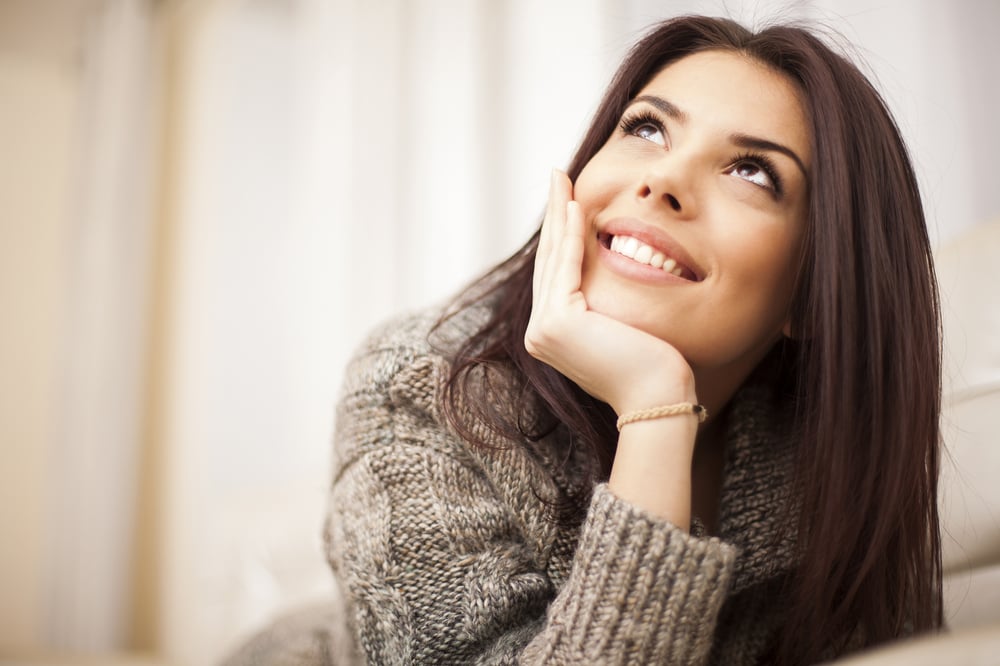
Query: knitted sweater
324 305 799 665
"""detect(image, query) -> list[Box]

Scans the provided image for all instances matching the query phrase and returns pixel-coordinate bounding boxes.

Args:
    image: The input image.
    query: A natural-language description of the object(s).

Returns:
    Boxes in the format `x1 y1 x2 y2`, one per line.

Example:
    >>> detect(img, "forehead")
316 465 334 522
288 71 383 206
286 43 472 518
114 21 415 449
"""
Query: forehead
637 50 812 165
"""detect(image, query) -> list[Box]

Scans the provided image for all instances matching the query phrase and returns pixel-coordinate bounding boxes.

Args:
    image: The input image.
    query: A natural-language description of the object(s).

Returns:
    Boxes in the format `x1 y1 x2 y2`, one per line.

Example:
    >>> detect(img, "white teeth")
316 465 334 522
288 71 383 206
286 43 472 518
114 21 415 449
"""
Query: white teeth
620 237 639 259
608 235 689 278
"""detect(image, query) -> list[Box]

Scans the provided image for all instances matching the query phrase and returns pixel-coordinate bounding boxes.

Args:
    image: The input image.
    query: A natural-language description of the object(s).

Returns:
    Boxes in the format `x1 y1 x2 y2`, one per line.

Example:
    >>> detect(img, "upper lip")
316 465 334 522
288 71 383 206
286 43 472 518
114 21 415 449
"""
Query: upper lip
598 217 705 281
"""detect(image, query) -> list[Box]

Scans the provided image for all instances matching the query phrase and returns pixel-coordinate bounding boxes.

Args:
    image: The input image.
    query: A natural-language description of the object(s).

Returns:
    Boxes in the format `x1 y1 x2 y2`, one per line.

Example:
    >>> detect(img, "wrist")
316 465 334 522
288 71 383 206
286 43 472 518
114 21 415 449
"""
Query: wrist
608 415 698 526
612 368 698 416
617 402 707 431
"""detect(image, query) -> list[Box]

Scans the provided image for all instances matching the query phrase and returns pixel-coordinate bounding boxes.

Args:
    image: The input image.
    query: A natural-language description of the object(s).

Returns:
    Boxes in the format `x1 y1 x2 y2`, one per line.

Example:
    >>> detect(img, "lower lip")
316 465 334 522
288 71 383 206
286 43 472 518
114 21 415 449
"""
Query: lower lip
596 240 691 285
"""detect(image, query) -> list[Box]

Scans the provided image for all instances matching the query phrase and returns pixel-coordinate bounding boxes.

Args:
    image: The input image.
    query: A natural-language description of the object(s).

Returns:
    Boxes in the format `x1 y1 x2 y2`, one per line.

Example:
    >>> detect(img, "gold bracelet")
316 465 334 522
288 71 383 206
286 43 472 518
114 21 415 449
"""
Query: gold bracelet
616 402 708 431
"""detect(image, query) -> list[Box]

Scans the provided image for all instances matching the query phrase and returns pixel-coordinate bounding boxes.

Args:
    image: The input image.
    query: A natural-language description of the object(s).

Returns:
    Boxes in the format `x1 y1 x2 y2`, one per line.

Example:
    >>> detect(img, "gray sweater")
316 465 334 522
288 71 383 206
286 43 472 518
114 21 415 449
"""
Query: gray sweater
324 305 799 664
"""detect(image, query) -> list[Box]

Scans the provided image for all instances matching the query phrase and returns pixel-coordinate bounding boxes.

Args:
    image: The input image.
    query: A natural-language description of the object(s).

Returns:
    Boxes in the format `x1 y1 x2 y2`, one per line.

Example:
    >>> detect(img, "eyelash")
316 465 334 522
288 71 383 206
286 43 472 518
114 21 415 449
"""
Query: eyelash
618 109 663 140
617 109 785 197
731 151 784 196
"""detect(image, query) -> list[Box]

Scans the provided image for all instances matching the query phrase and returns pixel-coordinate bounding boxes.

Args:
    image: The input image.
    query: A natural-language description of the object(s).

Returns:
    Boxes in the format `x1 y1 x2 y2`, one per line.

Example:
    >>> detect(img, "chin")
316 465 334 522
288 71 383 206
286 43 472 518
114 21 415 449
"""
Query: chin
585 283 679 345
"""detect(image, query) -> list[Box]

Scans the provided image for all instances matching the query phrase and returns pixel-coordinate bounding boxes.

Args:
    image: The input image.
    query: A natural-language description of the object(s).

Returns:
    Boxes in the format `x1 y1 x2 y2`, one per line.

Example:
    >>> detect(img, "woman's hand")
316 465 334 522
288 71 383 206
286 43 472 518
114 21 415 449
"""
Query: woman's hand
525 170 704 527
525 170 697 416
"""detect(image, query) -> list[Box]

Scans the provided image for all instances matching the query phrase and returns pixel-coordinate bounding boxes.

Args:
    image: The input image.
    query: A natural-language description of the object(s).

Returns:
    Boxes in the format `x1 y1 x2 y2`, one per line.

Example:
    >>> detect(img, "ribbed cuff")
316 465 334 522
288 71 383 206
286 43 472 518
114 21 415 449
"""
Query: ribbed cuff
544 484 737 664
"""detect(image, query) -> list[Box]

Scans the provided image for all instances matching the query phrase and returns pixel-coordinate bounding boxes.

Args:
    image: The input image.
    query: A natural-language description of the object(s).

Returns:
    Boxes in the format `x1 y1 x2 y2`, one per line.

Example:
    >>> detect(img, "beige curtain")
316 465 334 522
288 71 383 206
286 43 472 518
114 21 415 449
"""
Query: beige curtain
41 0 158 653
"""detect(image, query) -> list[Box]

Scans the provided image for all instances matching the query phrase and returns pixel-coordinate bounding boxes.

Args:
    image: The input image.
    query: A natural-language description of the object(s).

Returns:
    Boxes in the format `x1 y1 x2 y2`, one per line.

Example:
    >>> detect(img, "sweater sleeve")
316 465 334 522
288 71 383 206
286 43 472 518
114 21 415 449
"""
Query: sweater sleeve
522 484 736 663
324 316 738 665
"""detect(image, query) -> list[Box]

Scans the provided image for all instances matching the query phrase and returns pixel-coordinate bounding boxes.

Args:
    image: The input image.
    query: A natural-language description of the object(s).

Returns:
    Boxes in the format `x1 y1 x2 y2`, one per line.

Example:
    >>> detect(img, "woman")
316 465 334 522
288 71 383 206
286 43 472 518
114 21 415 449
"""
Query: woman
325 15 942 665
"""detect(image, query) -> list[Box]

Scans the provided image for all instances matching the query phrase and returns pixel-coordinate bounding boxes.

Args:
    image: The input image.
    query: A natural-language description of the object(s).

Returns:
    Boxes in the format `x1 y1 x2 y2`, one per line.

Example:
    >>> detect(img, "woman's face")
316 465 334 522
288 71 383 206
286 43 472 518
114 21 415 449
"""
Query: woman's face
575 49 810 391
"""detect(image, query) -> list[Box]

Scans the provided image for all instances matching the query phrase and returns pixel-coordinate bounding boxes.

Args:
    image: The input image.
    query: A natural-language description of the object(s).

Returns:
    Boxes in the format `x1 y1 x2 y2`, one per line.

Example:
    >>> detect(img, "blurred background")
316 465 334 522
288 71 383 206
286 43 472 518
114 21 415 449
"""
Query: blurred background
1 0 997 664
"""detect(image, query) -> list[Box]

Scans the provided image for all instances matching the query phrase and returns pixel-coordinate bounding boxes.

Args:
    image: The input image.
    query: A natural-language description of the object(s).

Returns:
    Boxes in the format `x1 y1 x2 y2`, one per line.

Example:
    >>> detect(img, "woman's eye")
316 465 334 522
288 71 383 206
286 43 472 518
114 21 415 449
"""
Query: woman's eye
730 161 774 190
619 109 668 147
633 123 666 145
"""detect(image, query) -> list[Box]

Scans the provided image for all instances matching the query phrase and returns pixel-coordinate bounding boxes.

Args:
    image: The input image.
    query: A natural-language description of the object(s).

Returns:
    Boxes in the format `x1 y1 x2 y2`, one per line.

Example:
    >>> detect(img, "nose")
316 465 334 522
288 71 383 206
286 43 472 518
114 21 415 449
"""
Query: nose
636 159 696 218
639 184 683 211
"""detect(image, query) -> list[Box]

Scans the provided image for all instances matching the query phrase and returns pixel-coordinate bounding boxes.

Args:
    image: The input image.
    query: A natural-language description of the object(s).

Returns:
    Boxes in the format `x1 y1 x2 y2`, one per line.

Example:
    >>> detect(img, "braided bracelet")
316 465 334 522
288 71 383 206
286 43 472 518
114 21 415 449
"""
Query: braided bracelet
616 402 708 431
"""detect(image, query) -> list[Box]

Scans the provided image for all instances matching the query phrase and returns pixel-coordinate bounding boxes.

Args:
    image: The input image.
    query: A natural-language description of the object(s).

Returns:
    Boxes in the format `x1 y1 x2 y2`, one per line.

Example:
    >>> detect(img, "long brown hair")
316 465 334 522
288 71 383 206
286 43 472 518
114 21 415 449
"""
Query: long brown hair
435 15 942 664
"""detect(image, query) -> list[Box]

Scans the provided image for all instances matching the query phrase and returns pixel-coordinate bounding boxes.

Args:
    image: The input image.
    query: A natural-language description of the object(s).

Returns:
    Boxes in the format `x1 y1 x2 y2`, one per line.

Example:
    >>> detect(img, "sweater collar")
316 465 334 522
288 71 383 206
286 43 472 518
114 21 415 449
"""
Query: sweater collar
717 383 799 594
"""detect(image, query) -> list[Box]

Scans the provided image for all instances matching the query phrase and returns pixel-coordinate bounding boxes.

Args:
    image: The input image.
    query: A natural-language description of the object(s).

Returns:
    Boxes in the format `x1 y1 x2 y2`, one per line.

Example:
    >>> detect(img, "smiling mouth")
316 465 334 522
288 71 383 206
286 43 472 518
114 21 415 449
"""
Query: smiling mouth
598 232 699 281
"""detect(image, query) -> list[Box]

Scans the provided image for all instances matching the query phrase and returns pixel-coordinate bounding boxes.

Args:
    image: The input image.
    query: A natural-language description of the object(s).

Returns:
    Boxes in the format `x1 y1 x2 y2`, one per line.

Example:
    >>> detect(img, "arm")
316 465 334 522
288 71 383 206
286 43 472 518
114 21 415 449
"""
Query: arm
325 315 737 664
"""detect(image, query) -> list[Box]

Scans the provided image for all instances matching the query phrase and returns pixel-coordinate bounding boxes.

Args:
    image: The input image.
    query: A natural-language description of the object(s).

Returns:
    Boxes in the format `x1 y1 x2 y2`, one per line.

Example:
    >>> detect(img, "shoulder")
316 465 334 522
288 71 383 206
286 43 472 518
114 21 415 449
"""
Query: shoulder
334 301 497 470
339 308 441 401
339 302 489 411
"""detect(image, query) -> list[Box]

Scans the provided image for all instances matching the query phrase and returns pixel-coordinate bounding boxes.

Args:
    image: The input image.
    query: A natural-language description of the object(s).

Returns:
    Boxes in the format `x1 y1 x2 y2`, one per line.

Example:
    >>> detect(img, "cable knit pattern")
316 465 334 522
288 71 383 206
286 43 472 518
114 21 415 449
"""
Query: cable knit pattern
324 305 800 665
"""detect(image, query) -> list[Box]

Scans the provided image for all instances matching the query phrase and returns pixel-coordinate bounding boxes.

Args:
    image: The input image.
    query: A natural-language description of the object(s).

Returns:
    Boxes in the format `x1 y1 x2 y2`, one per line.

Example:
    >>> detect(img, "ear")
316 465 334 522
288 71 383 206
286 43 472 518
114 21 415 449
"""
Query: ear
781 315 813 341
781 318 794 339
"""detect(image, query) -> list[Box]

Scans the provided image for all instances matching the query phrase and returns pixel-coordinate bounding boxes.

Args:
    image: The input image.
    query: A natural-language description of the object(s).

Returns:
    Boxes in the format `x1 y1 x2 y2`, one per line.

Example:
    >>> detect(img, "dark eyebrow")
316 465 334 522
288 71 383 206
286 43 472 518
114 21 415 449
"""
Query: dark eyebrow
628 94 809 180
730 133 809 179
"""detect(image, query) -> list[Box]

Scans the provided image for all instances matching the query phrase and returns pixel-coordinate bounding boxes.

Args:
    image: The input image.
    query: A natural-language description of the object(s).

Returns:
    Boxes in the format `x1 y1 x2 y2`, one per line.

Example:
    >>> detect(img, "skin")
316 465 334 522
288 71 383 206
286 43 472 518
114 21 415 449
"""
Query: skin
525 50 811 531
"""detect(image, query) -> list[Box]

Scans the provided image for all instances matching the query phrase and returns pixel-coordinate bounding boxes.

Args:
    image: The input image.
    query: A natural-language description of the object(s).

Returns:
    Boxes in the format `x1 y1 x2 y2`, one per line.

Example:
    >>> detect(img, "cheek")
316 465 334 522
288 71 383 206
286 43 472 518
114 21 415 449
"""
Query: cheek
572 170 599 210
720 228 801 330
572 153 622 208
710 195 803 286
709 218 801 309
730 232 798 286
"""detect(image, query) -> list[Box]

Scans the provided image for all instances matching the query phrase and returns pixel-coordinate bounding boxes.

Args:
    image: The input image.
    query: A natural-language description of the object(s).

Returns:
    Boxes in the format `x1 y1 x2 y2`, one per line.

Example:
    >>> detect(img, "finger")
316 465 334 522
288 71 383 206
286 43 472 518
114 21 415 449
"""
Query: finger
533 170 558 299
537 170 568 271
534 169 571 299
538 169 558 257
551 200 586 297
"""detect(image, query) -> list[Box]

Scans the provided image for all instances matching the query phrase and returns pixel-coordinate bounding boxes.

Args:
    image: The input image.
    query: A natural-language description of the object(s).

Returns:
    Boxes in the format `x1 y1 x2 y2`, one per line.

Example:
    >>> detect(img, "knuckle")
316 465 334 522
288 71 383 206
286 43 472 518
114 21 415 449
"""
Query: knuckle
524 322 553 357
